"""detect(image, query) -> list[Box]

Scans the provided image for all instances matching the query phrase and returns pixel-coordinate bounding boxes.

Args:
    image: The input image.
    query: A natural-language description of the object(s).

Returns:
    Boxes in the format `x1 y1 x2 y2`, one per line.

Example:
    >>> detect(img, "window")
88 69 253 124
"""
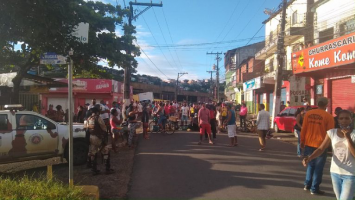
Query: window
292 11 298 25
280 108 289 116
289 108 297 116
16 114 55 130
319 27 334 43
0 114 9 131
340 20 355 36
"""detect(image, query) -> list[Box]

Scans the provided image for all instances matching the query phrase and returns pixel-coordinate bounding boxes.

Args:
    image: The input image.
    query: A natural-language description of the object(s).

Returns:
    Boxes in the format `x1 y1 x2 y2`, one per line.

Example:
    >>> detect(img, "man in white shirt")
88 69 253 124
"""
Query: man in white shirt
99 100 110 135
137 102 143 113
256 104 270 151
180 103 189 126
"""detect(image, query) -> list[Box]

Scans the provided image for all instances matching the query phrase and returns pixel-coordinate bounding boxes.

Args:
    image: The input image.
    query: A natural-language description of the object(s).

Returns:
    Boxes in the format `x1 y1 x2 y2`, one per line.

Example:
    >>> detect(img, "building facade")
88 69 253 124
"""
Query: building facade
255 0 311 115
292 0 355 114
224 42 264 101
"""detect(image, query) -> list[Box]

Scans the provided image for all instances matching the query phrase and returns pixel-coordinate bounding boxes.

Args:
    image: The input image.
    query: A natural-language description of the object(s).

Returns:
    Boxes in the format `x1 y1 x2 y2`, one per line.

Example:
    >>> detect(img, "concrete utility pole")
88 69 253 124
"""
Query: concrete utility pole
175 72 188 101
206 70 215 101
207 52 222 102
271 0 287 128
123 1 163 114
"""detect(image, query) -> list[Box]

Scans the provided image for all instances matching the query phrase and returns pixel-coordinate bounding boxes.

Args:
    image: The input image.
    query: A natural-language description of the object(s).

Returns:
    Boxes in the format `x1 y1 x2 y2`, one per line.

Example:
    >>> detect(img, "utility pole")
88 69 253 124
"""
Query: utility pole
175 72 188 101
206 70 215 101
271 0 287 128
207 52 222 102
123 1 163 115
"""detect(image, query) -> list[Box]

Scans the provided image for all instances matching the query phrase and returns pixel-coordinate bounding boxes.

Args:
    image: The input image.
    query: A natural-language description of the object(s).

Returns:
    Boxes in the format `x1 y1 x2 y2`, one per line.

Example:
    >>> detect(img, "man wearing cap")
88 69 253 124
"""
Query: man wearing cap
300 97 334 195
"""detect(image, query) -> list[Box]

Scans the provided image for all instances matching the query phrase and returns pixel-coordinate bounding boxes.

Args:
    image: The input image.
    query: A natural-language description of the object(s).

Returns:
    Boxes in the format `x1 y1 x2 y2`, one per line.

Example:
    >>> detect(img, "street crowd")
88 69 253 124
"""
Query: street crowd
45 97 355 200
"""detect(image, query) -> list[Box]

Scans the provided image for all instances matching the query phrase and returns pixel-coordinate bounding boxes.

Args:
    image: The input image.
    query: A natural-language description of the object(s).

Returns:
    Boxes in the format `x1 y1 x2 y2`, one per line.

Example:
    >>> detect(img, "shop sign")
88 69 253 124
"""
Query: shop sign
352 75 355 83
243 77 262 91
292 32 355 74
49 79 114 93
243 79 255 91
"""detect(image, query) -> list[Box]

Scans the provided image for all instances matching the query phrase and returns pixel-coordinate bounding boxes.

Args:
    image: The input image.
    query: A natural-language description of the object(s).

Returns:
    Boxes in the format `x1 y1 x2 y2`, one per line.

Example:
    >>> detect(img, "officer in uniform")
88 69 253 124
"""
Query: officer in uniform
85 106 114 175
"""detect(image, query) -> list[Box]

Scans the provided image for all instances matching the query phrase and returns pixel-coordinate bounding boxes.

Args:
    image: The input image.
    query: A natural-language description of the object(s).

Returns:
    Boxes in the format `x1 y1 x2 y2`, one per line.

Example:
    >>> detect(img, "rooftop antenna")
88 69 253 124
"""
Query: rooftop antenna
264 8 276 16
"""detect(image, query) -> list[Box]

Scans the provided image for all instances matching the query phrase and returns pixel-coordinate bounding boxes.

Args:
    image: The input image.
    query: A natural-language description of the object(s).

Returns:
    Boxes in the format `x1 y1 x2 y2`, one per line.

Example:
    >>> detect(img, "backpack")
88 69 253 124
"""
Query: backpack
87 115 104 138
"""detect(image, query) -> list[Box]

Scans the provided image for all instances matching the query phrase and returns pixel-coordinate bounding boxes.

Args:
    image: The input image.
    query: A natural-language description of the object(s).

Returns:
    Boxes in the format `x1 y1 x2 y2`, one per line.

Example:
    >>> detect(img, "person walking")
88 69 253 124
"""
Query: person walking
303 110 355 200
210 104 217 139
127 105 139 148
221 104 228 130
225 104 237 146
155 103 166 133
85 107 114 175
180 102 189 127
110 108 122 151
300 97 335 195
256 104 270 151
198 103 213 145
239 103 248 131
141 104 150 140
294 107 305 157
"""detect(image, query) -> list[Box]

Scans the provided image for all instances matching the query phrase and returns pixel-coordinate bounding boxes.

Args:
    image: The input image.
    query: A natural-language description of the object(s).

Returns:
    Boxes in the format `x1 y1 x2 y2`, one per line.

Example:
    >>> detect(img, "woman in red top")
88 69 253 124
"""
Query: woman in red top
164 103 170 117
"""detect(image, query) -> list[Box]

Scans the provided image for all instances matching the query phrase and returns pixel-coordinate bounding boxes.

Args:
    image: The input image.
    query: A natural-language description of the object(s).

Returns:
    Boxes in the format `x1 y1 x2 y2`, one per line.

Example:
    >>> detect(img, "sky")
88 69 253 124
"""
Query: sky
100 0 284 81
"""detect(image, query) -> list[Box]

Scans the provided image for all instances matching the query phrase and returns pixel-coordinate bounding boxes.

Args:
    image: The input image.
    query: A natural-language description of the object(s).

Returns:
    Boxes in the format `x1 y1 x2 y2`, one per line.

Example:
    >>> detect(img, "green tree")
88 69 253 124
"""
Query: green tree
0 0 139 103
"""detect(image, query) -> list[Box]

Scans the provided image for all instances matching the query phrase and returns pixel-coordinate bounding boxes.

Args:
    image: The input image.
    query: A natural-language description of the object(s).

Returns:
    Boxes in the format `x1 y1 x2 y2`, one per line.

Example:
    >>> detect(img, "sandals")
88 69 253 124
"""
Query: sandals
259 148 265 152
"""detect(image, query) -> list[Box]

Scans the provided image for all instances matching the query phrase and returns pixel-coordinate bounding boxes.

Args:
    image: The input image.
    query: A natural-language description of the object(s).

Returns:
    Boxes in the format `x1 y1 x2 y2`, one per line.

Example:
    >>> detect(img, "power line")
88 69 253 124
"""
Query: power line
139 9 355 50
233 0 267 44
208 0 241 51
161 7 184 70
136 42 171 80
152 8 180 72
140 15 178 74
216 1 252 48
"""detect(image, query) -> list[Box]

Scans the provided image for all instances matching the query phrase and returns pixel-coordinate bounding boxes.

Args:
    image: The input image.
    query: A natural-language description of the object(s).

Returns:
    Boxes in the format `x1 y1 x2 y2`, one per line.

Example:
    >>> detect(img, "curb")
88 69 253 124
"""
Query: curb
75 185 99 200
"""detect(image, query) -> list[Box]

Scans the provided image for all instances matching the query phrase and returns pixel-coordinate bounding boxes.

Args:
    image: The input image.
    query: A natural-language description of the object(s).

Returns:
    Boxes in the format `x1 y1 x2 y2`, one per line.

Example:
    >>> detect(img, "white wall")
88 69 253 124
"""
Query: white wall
314 0 355 44
264 0 308 44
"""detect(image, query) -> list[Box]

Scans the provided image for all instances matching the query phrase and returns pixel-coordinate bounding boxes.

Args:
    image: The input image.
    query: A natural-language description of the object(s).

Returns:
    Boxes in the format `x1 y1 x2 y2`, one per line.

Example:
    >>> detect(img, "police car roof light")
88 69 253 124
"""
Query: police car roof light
4 104 24 111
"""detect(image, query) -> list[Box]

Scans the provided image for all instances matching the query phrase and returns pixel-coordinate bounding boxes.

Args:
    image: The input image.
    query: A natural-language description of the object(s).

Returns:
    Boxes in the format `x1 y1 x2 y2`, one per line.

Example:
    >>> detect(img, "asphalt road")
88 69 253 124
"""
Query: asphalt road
129 131 334 199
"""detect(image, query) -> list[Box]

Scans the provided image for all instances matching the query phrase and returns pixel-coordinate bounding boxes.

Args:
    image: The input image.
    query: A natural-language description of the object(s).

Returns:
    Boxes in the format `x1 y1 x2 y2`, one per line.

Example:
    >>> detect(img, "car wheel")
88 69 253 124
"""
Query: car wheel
64 139 88 166
294 129 298 138
274 123 280 133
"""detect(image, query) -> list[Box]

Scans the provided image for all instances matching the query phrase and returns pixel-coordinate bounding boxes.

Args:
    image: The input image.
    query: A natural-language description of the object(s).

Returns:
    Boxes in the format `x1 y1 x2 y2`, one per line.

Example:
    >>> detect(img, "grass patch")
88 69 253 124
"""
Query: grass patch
0 175 87 199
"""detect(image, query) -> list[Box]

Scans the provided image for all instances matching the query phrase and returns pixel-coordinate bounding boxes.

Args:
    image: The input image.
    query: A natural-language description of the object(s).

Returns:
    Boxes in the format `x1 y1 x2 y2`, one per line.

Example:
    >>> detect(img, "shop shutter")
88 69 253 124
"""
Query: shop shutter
331 78 355 114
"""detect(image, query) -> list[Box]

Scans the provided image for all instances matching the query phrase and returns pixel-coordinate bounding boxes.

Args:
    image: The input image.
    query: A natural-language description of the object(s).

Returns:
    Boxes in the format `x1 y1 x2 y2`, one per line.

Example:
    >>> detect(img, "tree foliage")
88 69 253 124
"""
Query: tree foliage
0 0 139 102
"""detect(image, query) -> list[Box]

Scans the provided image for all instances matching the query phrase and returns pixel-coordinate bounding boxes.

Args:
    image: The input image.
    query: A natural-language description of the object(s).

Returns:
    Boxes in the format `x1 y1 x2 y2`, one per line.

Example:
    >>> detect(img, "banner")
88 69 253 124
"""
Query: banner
292 32 355 74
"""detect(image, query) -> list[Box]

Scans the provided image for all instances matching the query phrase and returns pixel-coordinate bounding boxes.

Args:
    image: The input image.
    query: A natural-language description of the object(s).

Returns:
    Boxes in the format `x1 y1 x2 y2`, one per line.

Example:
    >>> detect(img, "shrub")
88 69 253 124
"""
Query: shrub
0 175 86 199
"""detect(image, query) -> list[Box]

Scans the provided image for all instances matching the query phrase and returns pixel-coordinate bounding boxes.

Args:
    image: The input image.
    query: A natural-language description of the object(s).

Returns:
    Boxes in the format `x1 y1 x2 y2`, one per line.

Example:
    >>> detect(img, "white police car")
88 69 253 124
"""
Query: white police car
0 105 87 165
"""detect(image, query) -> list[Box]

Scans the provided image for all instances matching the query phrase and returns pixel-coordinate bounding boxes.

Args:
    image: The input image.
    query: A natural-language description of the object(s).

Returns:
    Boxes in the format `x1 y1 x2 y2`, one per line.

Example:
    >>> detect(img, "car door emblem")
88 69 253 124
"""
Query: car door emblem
29 134 43 145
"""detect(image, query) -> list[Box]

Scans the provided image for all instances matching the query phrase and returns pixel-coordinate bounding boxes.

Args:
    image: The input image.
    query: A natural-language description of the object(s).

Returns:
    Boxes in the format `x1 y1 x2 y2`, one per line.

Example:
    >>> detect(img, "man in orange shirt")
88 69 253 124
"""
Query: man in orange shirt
300 97 334 195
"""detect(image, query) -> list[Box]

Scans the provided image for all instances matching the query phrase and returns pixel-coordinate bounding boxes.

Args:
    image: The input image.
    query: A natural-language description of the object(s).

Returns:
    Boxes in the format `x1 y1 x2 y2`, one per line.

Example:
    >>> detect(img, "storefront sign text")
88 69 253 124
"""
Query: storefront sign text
292 33 355 74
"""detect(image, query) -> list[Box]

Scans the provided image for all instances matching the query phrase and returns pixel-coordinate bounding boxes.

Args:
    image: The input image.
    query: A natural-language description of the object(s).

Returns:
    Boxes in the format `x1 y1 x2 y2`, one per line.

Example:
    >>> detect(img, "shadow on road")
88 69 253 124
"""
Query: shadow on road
129 131 334 199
